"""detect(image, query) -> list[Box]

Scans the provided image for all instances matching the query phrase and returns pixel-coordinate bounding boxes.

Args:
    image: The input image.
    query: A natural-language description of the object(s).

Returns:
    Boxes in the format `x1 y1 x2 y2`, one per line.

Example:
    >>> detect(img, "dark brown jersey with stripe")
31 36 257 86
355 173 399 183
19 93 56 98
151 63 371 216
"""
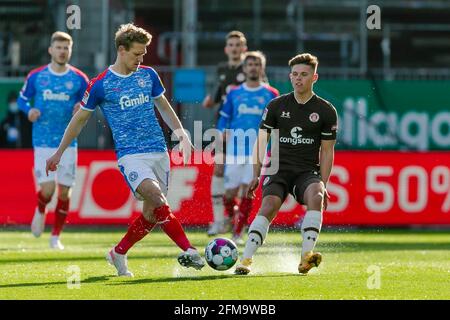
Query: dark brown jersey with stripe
213 62 246 104
260 92 338 171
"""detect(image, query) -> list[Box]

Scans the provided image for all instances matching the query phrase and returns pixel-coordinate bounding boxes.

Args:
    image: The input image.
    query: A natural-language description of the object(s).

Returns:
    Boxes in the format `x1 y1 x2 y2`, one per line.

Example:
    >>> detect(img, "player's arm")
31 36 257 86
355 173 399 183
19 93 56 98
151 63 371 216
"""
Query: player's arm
17 71 40 122
320 139 336 187
154 95 193 164
320 104 338 209
46 109 92 175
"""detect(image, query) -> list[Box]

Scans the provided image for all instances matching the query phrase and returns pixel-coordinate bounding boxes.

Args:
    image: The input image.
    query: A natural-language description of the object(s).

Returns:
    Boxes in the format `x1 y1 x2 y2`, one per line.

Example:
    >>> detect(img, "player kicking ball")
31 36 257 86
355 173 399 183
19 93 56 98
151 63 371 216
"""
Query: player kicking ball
46 23 204 276
18 31 89 250
234 53 338 275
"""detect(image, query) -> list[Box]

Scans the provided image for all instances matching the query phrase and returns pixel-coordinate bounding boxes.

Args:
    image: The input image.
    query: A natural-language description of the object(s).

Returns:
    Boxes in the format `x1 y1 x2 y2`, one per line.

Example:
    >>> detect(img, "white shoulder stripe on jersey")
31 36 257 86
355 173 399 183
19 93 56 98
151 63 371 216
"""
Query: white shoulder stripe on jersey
219 111 230 118
19 92 29 101
80 106 95 112
321 132 333 135
263 124 274 129
152 89 166 99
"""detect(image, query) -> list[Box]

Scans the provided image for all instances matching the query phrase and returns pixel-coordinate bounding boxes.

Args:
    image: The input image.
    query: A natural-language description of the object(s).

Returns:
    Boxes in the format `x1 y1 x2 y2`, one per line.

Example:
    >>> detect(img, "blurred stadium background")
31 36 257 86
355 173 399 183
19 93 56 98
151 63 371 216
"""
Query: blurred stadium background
0 0 449 227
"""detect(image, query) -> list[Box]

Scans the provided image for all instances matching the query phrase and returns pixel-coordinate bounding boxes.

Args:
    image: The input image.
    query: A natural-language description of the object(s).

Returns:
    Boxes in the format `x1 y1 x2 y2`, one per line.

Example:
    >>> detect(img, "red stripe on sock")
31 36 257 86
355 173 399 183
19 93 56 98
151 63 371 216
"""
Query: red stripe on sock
115 215 155 254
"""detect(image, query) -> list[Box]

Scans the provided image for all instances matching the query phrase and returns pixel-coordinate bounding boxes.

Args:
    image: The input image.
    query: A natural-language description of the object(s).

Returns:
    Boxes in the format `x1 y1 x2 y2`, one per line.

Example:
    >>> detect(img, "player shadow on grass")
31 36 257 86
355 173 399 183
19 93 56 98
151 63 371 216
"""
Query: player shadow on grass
0 276 113 289
0 253 180 264
105 273 300 286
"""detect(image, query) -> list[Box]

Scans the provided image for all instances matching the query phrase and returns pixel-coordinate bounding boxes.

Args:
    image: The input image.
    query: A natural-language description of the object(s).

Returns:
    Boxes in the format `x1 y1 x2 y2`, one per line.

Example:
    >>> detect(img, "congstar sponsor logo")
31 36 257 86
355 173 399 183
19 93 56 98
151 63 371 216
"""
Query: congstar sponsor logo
279 126 315 145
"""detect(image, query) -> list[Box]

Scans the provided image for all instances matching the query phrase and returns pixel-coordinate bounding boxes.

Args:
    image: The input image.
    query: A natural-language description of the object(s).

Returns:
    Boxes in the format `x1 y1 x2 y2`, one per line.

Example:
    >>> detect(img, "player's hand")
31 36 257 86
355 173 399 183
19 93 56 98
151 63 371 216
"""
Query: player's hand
202 95 214 109
179 134 194 165
323 188 331 211
72 103 81 115
246 177 260 199
28 108 41 122
46 152 62 176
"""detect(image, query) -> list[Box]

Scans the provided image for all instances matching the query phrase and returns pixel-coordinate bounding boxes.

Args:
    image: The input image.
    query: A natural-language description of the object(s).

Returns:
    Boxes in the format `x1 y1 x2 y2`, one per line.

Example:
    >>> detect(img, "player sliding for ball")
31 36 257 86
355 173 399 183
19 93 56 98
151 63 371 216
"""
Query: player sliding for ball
234 53 338 275
46 23 205 277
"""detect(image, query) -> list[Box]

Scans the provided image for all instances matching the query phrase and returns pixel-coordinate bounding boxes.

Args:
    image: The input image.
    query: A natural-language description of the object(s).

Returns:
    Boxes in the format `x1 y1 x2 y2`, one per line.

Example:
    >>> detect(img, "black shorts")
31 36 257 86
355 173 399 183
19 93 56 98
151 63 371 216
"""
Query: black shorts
261 170 323 205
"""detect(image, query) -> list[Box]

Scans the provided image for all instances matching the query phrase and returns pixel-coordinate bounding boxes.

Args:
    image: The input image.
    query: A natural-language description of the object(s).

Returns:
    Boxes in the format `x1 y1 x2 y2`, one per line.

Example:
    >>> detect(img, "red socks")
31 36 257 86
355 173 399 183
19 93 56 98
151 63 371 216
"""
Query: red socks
224 197 237 218
115 205 193 255
233 197 253 236
37 191 51 214
51 198 70 236
154 205 193 252
115 215 156 254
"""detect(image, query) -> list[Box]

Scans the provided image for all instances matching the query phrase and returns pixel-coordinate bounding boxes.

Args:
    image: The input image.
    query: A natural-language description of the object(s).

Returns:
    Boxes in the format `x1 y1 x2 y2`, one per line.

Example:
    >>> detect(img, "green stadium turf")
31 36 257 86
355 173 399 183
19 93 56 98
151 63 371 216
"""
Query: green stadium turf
0 228 449 300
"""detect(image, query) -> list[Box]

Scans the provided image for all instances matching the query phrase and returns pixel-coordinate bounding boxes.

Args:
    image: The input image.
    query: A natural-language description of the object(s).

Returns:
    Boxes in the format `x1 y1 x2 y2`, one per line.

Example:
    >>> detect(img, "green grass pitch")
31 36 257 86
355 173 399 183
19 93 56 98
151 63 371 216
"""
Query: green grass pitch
0 227 449 300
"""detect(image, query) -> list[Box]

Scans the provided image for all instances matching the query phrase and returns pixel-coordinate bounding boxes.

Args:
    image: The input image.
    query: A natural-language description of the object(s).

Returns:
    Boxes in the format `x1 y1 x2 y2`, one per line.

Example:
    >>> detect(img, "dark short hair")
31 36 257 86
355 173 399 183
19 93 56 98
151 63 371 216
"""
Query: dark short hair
288 53 319 72
115 23 152 50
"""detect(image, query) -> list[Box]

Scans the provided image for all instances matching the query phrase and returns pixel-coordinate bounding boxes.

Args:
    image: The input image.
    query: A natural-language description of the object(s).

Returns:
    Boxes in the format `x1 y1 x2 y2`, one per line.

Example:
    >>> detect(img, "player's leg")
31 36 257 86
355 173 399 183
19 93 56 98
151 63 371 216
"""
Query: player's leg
208 160 227 236
137 178 205 270
234 194 283 275
294 175 325 274
50 147 77 249
224 186 239 239
223 162 243 236
232 163 255 243
49 184 71 250
108 153 204 276
31 148 56 237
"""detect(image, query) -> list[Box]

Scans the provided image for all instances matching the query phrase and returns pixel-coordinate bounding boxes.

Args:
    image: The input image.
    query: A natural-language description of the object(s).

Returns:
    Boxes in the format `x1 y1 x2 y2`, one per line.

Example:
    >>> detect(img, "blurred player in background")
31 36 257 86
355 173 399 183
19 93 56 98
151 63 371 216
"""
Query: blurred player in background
202 31 247 236
46 23 204 277
216 51 279 244
17 31 88 250
235 53 338 275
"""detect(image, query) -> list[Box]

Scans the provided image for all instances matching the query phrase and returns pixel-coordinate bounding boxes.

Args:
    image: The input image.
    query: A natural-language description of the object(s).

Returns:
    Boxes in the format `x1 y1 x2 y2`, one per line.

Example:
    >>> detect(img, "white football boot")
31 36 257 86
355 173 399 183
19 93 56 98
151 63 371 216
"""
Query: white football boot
31 208 46 238
49 235 65 250
106 248 134 277
177 248 205 270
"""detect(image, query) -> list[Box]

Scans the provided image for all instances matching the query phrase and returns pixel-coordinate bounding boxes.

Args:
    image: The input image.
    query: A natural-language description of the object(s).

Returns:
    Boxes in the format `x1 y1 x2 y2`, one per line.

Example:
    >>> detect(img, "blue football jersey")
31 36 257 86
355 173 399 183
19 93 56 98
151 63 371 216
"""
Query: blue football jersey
80 65 167 159
217 83 279 157
18 64 89 148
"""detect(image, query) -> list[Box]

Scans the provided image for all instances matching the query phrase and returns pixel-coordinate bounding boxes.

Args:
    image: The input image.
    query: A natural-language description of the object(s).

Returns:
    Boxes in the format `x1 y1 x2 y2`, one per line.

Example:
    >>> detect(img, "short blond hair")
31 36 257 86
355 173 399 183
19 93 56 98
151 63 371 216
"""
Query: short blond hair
51 31 73 46
115 23 152 50
243 51 266 69
288 53 319 72
226 30 247 46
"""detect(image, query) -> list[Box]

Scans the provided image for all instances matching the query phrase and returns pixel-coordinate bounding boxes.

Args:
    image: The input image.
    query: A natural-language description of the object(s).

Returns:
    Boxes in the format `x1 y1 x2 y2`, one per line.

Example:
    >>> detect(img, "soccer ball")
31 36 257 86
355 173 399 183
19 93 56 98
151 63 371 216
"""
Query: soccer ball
205 238 239 271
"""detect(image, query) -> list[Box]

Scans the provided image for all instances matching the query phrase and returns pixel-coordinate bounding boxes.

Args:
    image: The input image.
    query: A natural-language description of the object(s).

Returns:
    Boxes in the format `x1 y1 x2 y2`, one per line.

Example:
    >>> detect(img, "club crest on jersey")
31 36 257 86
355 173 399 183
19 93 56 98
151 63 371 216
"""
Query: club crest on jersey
263 176 270 186
137 78 146 88
309 112 319 123
119 94 150 110
129 171 138 182
65 81 74 90
281 111 290 118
